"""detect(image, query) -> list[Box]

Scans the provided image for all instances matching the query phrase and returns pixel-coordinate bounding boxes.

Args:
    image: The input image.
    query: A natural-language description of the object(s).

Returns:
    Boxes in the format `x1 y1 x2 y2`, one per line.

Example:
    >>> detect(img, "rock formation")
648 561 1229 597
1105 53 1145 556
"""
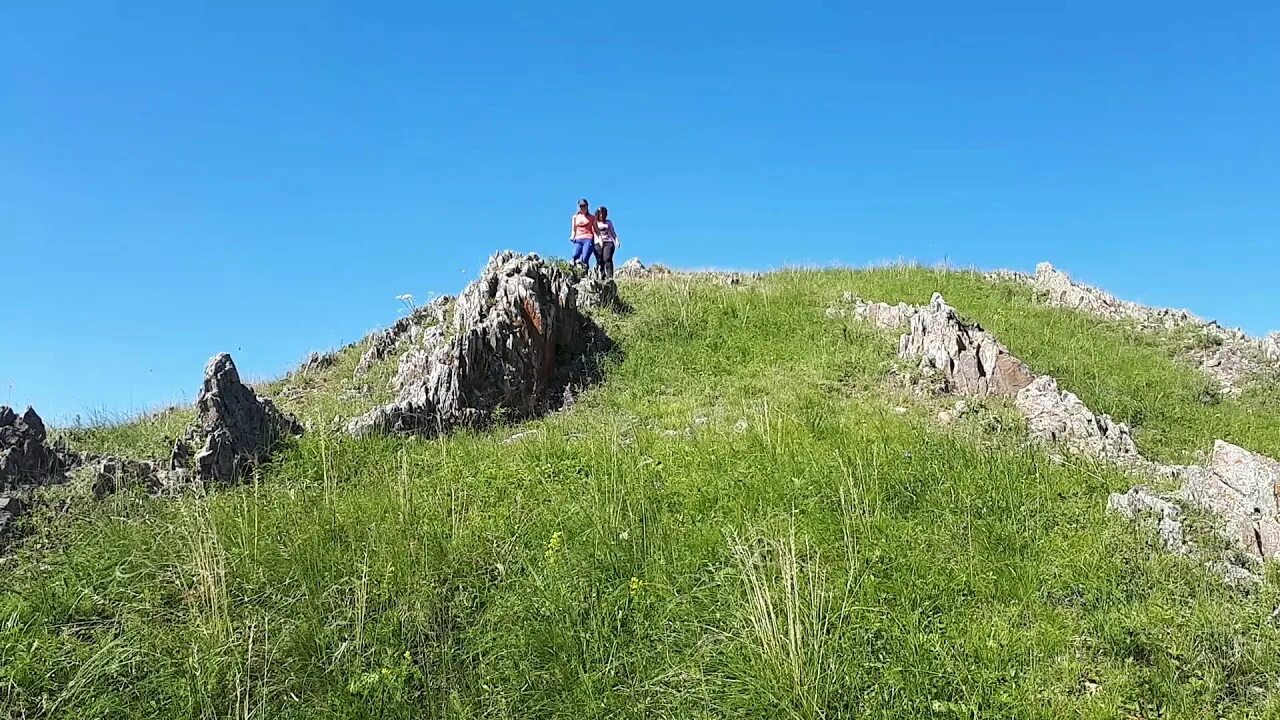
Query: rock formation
837 290 1280 580
1014 376 1140 464
347 252 611 437
574 276 624 312
0 406 75 537
899 293 1037 397
354 296 454 377
1176 441 1280 560
189 353 303 485
990 262 1279 394
0 406 71 488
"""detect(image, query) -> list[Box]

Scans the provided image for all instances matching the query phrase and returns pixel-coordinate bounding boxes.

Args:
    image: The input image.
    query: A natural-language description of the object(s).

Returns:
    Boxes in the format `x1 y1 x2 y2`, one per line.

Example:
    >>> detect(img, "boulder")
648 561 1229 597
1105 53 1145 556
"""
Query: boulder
1013 376 1140 463
0 495 26 538
899 294 1036 397
190 354 303 485
825 293 922 328
348 252 611 437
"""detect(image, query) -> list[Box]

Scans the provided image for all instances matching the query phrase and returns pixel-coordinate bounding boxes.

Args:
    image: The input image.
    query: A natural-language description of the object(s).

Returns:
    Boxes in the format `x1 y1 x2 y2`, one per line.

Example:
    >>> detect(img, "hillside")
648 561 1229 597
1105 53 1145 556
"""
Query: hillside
4 259 1280 719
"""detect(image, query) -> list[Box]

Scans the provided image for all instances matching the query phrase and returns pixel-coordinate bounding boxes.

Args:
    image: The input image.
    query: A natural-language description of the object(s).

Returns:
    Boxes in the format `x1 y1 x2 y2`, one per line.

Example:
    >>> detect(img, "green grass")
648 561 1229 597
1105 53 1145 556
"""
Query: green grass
4 266 1280 718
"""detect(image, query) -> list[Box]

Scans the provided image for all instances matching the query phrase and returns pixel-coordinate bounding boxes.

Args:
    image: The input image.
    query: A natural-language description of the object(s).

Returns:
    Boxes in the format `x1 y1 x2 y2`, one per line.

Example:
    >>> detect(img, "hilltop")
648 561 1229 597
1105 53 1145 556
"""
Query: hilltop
3 255 1280 719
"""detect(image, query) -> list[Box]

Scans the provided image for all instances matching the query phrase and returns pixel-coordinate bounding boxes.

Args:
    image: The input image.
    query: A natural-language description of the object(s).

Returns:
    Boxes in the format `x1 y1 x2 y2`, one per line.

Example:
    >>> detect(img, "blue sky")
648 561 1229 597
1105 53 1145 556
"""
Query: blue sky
3 2 1278 422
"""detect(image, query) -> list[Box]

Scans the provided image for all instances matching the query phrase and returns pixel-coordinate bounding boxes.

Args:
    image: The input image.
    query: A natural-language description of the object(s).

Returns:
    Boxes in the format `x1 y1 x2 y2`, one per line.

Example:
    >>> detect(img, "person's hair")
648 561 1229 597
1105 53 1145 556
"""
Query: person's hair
595 206 608 221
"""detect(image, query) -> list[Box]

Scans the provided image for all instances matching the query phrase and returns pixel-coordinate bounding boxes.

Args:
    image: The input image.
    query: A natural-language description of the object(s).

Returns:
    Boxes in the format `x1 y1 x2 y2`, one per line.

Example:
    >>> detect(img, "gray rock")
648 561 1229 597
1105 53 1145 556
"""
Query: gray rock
826 293 922 328
1014 376 1140 463
574 276 624 312
354 296 454 377
0 406 72 489
1177 441 1280 560
899 293 1036 397
348 252 611 437
190 354 303 485
1107 486 1186 553
0 494 26 537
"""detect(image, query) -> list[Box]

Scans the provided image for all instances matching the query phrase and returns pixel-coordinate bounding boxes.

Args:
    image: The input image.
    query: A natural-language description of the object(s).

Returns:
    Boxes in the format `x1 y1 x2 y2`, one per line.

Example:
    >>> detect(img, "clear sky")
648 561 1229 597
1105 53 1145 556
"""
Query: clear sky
3 2 1278 422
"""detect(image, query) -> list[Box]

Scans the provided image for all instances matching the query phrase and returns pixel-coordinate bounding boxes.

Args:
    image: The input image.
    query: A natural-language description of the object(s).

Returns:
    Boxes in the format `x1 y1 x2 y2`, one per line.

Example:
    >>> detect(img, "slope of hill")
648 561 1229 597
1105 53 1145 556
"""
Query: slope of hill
4 262 1280 718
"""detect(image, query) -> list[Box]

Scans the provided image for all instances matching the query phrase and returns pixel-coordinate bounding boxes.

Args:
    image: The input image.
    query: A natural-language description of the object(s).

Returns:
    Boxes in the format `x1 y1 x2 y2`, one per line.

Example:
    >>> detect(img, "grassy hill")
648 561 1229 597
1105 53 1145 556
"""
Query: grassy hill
5 266 1280 719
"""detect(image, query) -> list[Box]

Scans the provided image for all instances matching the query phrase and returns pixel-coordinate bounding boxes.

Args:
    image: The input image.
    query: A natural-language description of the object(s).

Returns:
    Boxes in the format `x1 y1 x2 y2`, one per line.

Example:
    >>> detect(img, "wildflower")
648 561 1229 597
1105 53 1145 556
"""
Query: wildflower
628 576 645 597
396 293 414 304
619 530 630 541
545 531 564 562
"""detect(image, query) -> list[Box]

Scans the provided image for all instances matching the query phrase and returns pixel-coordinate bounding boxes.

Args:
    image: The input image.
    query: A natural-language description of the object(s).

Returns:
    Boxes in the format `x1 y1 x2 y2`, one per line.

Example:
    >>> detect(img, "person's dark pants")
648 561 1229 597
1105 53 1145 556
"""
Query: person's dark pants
596 241 616 278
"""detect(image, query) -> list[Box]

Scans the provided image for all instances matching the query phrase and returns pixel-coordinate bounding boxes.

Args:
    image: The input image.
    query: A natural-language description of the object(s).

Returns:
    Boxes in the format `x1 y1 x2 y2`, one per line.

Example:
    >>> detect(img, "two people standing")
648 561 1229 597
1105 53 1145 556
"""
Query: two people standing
570 199 620 278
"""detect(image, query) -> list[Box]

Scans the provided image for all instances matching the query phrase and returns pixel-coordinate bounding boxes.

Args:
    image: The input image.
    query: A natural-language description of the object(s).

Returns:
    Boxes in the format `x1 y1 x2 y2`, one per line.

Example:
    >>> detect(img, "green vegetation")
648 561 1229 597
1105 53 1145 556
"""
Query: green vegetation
5 267 1280 718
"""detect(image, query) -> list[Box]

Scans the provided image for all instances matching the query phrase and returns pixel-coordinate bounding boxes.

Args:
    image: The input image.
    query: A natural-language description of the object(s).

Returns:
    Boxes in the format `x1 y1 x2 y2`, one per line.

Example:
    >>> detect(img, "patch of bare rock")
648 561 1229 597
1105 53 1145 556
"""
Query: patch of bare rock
990 262 1279 395
347 251 613 438
837 290 1280 584
615 257 756 286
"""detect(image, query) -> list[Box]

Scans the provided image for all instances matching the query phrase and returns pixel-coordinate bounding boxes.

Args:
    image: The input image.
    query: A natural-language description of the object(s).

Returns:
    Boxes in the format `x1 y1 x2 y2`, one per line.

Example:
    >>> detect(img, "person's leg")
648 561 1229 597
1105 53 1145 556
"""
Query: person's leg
600 242 615 278
572 240 588 266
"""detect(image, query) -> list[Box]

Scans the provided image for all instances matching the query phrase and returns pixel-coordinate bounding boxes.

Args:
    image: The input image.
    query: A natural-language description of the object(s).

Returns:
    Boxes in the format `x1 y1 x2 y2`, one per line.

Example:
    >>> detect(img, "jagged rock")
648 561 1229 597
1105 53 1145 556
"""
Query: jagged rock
1107 486 1187 553
190 354 303 485
1177 441 1280 560
574 276 623 312
825 293 922 328
354 296 454 377
298 350 339 374
0 406 72 489
1021 263 1278 394
900 294 1036 397
348 252 611 437
616 258 672 279
1014 376 1140 463
1264 333 1280 362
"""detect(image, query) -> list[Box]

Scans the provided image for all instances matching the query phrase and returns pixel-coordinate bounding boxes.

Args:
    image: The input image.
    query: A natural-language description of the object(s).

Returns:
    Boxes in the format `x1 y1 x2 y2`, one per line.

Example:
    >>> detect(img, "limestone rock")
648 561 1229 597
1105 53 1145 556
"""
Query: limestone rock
354 296 454 377
574 276 624 312
1177 441 1280 560
825 293 921 328
0 495 26 538
348 252 611 437
190 354 303 485
1107 486 1186 553
900 294 1036 397
1026 263 1278 394
1014 376 1140 463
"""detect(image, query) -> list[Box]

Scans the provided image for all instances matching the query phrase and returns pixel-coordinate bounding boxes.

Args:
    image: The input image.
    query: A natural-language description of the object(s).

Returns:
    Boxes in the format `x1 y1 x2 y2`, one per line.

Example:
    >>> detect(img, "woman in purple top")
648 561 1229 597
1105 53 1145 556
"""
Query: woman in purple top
593 206 619 278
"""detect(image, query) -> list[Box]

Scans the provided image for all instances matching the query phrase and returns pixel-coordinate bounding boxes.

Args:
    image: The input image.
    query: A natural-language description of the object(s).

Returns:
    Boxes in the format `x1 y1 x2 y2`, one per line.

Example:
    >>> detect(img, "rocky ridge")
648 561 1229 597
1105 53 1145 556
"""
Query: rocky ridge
838 290 1280 584
991 262 1280 395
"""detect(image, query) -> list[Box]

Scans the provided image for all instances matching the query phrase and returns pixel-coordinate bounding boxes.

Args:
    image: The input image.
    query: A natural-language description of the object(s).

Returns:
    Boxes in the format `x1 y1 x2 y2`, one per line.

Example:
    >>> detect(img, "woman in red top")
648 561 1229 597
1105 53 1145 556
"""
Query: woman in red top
569 199 596 270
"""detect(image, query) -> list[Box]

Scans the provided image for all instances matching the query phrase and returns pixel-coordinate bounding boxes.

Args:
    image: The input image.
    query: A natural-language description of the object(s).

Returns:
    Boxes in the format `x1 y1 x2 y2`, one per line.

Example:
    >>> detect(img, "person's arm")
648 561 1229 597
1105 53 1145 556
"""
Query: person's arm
569 215 577 241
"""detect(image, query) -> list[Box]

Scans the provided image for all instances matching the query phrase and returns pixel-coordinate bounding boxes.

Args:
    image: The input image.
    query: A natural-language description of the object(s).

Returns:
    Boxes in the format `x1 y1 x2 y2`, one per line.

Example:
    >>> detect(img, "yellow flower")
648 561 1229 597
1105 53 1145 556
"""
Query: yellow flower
628 576 645 597
545 531 565 562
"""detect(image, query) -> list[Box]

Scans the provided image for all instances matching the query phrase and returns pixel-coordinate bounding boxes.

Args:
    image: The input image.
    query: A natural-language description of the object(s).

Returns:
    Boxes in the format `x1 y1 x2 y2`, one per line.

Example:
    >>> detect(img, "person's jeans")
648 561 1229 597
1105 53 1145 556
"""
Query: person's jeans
572 239 595 266
596 241 616 278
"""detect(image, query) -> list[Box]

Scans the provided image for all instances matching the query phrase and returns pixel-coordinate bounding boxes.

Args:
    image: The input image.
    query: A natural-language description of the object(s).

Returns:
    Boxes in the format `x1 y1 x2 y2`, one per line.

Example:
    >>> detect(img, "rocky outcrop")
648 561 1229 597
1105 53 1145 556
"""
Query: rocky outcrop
616 258 671 279
347 252 611 437
900 293 1037 397
189 354 303 485
574 276 624 312
354 296 454 377
837 290 1280 580
991 262 1279 394
1 406 72 488
72 455 191 498
825 293 922 329
1 406 76 537
1176 441 1280 560
1014 376 1141 464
